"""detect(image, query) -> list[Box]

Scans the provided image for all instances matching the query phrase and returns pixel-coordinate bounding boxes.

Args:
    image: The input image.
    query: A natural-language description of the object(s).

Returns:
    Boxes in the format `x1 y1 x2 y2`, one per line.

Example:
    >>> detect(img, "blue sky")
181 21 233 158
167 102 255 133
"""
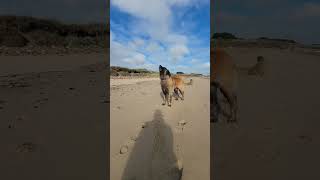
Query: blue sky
110 0 210 75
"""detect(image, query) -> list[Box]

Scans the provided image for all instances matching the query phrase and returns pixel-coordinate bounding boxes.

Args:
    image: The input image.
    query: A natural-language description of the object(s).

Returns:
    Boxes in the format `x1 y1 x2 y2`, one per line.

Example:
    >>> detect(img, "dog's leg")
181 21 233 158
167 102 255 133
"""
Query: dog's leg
231 95 238 123
168 93 172 107
161 89 167 105
178 89 184 100
165 93 169 106
165 93 170 107
211 83 219 123
227 94 238 123
174 88 179 100
162 92 166 105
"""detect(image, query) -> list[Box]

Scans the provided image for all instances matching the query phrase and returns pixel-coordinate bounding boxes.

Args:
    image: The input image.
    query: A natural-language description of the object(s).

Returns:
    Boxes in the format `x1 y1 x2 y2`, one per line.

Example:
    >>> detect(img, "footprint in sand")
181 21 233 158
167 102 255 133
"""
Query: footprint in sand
119 122 149 155
297 135 313 144
33 98 49 108
8 115 25 128
0 100 6 110
120 140 135 155
120 145 129 154
16 142 36 153
175 120 187 133
101 97 109 104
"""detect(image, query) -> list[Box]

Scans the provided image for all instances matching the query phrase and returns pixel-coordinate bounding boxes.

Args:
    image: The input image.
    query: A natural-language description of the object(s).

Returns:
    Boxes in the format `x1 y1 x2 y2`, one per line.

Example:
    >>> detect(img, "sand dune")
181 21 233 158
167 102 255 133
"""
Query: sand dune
111 77 210 180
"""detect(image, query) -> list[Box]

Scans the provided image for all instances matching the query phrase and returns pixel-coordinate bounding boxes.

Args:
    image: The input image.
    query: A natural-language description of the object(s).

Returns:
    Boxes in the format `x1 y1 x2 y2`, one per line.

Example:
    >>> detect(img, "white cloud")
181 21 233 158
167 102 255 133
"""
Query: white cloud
111 0 194 44
190 58 200 64
111 33 146 67
123 53 146 65
133 38 145 46
128 37 145 49
110 0 210 73
146 41 163 53
201 62 210 68
111 0 171 40
169 44 189 62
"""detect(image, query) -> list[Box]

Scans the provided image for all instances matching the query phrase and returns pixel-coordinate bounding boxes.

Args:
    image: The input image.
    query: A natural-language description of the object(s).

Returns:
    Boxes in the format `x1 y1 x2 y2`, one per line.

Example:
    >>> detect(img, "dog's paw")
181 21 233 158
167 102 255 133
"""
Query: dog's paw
162 103 166 106
168 104 172 107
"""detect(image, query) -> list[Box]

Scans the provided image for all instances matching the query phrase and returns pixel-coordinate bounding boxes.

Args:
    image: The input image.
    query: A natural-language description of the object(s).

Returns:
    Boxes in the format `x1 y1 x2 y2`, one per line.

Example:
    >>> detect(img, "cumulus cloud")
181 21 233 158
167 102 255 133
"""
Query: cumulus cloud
123 53 146 65
111 0 210 73
111 31 146 67
111 0 192 44
169 44 189 62
146 41 163 53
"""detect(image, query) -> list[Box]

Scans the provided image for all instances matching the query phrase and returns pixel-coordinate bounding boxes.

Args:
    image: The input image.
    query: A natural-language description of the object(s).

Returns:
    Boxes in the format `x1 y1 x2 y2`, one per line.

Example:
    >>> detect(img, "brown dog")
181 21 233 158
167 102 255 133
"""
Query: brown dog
159 65 185 107
211 48 238 123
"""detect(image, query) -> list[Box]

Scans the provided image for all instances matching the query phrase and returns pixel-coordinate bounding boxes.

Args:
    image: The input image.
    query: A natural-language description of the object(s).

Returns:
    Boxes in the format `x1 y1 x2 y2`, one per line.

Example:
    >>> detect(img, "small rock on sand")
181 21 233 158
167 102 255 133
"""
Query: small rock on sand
178 120 187 126
16 115 25 121
120 145 129 154
141 122 147 128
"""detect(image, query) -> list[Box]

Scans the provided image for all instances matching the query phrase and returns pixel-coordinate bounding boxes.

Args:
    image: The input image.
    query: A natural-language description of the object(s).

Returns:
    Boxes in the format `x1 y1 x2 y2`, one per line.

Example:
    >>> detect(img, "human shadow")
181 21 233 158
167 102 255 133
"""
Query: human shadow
121 110 182 180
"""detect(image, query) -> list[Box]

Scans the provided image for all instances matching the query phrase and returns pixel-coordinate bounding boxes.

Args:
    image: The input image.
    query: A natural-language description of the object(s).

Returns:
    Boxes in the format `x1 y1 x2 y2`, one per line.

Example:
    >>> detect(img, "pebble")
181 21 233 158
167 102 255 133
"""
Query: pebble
120 145 129 154
178 120 187 126
141 122 147 128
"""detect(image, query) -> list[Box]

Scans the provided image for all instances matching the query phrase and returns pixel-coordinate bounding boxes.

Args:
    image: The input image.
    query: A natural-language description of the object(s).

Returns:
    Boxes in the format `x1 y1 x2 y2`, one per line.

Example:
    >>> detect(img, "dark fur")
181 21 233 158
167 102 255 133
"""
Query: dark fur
159 65 174 107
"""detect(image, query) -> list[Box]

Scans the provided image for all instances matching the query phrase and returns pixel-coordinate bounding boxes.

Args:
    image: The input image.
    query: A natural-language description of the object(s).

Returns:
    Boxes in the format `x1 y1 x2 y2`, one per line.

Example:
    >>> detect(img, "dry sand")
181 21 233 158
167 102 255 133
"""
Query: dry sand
0 54 108 180
212 47 320 180
110 77 210 180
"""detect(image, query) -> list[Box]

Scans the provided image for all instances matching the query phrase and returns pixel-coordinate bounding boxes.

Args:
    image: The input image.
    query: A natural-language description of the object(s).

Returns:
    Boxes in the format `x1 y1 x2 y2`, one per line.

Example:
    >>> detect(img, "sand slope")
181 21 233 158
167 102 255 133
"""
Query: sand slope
111 77 210 180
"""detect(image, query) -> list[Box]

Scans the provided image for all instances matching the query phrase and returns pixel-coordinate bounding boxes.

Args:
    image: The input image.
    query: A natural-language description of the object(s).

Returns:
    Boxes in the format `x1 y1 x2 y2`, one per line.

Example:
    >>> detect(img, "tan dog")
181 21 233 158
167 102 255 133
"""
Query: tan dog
211 48 238 123
238 55 266 77
171 75 185 100
159 65 185 107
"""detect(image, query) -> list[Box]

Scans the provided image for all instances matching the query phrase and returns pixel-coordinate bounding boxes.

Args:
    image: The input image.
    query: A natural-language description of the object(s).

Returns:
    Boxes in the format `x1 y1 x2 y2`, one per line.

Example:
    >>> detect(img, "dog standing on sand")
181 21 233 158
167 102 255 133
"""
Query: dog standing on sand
159 65 185 107
211 48 238 123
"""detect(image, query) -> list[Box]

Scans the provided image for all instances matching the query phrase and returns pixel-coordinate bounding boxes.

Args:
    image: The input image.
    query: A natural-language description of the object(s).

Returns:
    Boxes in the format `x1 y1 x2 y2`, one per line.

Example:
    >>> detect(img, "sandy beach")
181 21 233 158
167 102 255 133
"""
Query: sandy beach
110 77 210 180
212 47 320 179
0 54 108 180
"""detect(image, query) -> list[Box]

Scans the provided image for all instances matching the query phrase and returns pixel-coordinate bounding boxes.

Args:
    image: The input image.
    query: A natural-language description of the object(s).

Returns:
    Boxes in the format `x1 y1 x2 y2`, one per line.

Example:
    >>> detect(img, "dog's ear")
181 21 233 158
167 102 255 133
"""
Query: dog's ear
166 69 171 77
159 65 162 71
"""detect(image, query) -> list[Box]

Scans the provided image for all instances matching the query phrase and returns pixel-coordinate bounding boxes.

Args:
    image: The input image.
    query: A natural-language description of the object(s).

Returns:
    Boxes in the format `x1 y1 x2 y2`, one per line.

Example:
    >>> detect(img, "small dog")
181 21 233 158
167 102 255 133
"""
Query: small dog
159 65 185 107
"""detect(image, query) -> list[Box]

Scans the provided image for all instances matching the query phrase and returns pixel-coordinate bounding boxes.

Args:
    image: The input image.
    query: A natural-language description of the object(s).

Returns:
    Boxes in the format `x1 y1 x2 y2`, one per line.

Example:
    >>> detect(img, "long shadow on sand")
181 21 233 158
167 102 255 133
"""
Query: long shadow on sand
121 110 182 180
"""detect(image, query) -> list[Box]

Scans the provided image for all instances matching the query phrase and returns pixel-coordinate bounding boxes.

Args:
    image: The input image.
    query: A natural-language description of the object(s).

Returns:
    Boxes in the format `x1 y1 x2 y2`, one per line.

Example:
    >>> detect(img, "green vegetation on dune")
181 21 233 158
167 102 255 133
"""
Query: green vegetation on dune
0 16 108 48
110 66 157 77
212 32 237 40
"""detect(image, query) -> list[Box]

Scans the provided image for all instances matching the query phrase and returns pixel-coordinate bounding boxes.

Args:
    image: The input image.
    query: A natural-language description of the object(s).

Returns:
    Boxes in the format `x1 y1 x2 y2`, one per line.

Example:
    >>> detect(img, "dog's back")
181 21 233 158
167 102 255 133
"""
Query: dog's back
171 75 184 91
211 48 237 94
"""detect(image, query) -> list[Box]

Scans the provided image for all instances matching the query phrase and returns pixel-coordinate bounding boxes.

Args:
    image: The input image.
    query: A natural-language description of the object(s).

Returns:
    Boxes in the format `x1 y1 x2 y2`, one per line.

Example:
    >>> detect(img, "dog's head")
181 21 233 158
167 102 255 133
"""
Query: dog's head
257 56 264 62
159 65 171 80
